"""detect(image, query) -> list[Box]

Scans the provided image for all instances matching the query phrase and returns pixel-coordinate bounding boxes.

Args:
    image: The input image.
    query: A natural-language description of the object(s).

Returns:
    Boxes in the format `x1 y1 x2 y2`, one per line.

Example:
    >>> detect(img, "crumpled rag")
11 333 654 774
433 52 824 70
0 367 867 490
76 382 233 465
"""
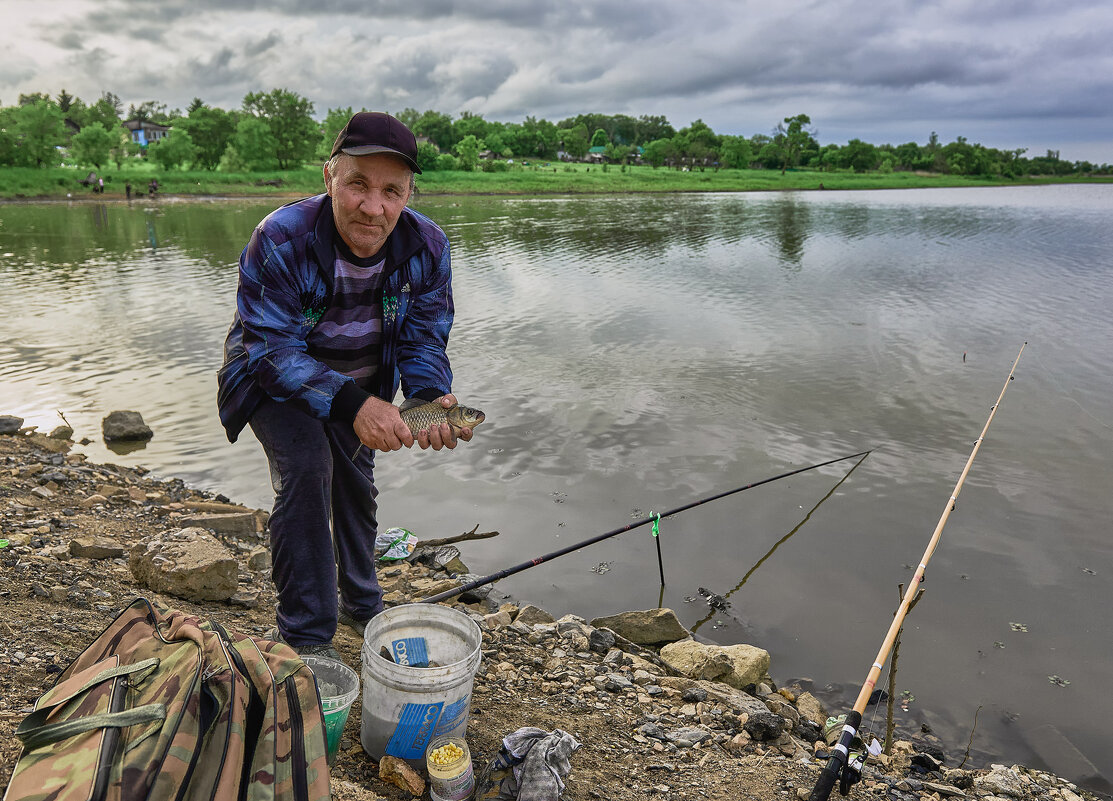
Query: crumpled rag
475 727 581 801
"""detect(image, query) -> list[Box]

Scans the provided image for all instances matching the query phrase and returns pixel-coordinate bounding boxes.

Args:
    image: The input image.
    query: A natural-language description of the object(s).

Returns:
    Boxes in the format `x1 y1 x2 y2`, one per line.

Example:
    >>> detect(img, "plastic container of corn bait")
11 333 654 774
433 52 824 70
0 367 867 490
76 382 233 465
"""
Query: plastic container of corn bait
425 734 474 801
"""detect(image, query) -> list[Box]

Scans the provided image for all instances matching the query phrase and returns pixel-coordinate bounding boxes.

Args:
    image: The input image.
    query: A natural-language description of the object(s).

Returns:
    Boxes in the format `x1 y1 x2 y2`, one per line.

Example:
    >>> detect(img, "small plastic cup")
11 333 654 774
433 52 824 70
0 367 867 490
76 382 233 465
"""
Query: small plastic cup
302 655 360 765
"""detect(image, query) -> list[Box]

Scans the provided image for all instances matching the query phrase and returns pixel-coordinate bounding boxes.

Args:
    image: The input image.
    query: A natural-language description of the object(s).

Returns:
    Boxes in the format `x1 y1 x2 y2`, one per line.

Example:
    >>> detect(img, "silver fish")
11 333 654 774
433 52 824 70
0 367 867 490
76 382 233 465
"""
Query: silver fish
399 401 485 437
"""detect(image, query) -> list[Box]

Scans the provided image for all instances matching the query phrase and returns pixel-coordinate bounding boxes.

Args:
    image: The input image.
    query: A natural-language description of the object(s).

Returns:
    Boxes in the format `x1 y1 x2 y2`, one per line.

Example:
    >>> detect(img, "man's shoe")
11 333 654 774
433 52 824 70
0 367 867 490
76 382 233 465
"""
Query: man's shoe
266 627 343 662
338 610 370 638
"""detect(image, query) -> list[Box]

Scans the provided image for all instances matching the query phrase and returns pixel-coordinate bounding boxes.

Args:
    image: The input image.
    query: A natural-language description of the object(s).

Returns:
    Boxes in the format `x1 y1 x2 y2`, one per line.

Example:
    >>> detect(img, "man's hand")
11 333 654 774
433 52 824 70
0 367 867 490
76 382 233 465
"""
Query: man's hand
414 394 475 451
353 396 414 452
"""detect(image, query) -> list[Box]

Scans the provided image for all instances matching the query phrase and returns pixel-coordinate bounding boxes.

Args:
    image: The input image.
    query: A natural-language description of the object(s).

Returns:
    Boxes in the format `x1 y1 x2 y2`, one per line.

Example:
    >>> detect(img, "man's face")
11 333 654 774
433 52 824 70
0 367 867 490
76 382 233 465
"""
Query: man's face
325 153 412 259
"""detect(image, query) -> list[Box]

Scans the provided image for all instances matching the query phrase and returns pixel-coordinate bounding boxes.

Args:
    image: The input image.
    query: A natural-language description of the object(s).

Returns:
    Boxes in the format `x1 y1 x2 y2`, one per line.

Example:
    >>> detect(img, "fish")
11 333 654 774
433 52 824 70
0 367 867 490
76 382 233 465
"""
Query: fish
399 401 485 437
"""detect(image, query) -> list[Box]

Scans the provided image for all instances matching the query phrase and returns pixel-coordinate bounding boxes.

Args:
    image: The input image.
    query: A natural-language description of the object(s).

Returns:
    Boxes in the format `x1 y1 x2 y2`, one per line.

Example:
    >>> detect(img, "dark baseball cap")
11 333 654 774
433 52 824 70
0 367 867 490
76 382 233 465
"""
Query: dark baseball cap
330 111 421 173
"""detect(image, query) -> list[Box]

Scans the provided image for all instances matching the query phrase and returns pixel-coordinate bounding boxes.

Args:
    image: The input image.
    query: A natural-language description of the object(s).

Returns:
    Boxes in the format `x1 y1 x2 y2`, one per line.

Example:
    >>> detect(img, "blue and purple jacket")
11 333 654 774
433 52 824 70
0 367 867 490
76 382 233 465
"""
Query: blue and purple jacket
217 194 453 443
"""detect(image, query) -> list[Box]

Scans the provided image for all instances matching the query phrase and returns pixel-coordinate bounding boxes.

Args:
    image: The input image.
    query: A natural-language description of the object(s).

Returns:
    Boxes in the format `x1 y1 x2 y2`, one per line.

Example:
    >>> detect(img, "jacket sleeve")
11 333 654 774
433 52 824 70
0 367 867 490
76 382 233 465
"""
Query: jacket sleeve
397 240 454 401
236 227 360 420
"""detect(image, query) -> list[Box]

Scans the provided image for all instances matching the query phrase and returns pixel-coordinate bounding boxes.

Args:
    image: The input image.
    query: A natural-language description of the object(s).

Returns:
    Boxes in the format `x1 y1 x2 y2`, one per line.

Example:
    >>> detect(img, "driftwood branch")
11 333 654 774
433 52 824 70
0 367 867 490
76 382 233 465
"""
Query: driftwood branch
419 524 500 549
885 583 925 754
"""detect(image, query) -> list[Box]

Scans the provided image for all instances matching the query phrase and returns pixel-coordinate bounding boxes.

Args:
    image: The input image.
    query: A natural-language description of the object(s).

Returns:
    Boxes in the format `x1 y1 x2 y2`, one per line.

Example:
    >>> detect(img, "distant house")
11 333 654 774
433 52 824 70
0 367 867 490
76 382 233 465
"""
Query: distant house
122 119 171 147
586 145 608 163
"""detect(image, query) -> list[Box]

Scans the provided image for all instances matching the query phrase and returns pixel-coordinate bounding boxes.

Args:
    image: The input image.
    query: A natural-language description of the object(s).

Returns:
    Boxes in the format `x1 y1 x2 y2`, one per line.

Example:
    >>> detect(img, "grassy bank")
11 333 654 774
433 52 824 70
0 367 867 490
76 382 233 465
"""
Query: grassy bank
1 163 1110 200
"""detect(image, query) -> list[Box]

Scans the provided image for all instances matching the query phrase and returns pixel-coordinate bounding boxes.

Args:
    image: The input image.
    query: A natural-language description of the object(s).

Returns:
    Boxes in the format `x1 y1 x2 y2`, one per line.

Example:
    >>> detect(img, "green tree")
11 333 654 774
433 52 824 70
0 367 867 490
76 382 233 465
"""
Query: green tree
127 101 170 124
18 92 52 106
415 141 441 172
775 113 816 174
453 134 481 171
719 135 753 169
636 115 675 144
148 129 197 170
12 100 67 167
642 138 676 168
413 110 455 150
560 123 590 159
242 88 317 169
70 121 119 168
175 105 237 170
318 106 354 160
839 138 879 172
590 128 609 148
80 93 123 132
225 116 280 171
394 107 421 129
453 112 489 143
56 89 74 113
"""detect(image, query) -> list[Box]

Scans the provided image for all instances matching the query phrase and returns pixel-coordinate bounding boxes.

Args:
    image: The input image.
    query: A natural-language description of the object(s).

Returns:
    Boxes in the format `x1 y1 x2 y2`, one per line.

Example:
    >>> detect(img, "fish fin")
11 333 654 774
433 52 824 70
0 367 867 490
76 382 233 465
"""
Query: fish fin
399 398 426 412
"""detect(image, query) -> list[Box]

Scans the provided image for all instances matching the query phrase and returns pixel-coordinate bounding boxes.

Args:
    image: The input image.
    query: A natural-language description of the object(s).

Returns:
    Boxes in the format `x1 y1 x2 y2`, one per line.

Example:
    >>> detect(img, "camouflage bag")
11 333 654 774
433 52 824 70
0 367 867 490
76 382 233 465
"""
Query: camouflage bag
3 597 331 801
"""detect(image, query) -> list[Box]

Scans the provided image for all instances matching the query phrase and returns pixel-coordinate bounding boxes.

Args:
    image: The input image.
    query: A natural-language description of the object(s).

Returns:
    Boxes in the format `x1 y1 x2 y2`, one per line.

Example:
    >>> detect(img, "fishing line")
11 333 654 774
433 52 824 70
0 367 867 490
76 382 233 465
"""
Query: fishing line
808 343 1026 801
1023 344 1111 430
420 448 872 605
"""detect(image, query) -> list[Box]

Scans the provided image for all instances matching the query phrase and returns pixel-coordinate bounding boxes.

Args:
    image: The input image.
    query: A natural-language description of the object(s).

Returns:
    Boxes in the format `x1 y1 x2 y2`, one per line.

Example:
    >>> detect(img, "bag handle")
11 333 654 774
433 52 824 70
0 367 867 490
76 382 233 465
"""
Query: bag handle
36 658 160 712
16 703 167 751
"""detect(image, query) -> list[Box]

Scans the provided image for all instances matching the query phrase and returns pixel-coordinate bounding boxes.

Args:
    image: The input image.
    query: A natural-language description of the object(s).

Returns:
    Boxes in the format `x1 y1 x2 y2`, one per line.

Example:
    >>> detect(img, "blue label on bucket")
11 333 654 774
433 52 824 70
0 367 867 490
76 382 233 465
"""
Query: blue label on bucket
386 701 444 760
391 637 429 667
433 695 470 737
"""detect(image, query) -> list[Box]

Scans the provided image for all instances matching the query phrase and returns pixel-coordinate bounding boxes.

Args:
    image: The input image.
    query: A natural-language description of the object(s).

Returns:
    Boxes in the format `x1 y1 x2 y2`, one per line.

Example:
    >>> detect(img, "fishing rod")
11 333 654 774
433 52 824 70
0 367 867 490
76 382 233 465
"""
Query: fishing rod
421 448 871 605
808 343 1026 801
691 451 870 634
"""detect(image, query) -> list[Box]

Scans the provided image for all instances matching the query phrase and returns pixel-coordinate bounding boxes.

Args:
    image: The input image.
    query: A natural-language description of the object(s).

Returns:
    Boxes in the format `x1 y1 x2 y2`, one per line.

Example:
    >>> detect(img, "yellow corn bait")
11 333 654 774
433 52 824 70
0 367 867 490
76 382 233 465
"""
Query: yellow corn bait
426 735 474 801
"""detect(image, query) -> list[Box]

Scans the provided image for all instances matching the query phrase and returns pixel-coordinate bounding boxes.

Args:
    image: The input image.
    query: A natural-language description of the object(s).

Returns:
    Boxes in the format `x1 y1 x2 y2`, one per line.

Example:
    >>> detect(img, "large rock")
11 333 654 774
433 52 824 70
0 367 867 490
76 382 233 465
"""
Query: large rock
0 415 23 435
102 410 154 442
659 640 734 681
179 511 258 539
129 527 240 601
656 676 769 717
720 643 772 689
590 608 690 645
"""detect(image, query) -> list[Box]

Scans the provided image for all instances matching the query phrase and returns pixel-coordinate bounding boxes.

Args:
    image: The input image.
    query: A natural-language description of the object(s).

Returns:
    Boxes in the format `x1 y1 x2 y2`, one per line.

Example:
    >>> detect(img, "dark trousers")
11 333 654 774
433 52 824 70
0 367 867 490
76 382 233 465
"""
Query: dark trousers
249 398 383 645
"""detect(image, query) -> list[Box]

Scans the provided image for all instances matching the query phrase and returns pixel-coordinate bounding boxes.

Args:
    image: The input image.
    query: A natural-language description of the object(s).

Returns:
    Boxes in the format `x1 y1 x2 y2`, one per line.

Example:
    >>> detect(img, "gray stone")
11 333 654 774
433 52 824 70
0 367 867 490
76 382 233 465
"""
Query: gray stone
682 687 708 703
129 527 240 601
589 608 690 645
795 691 827 726
102 411 154 442
515 604 556 627
720 643 771 689
743 711 786 741
48 425 74 440
666 727 712 746
973 765 1026 798
456 574 494 603
637 722 667 741
603 673 634 692
178 511 258 539
246 547 271 571
659 640 734 681
69 537 126 560
921 781 968 798
589 628 616 653
0 415 23 435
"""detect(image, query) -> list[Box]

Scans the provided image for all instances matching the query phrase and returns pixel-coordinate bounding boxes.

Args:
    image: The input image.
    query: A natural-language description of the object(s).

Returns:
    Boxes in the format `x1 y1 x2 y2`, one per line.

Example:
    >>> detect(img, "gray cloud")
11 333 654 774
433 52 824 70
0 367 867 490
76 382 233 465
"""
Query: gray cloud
3 0 1111 162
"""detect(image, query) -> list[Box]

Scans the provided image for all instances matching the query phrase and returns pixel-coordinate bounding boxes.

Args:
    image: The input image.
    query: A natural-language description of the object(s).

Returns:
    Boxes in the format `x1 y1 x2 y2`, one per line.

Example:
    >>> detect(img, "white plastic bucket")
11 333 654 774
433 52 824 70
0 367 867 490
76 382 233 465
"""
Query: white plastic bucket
360 603 482 768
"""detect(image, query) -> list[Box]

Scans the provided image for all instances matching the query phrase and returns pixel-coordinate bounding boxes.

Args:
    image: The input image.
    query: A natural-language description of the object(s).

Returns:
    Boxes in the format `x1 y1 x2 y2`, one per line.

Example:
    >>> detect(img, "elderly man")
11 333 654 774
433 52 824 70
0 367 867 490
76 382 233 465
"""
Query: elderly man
217 112 470 659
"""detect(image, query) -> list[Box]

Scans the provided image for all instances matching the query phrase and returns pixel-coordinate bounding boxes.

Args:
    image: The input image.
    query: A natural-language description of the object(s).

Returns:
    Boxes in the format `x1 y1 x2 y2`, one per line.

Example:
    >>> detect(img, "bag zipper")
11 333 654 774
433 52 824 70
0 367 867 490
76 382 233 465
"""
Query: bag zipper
90 675 128 801
284 676 309 801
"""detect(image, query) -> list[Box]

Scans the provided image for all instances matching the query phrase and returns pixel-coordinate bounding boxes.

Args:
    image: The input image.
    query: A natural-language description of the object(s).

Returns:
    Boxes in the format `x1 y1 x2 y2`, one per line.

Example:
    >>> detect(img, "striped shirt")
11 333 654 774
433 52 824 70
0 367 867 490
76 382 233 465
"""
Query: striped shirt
306 245 386 391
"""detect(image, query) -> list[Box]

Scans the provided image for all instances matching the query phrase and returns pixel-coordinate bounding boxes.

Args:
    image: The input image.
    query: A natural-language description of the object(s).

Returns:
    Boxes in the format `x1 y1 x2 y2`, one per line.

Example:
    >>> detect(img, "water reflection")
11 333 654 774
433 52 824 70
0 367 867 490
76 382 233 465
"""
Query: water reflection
1 186 1112 786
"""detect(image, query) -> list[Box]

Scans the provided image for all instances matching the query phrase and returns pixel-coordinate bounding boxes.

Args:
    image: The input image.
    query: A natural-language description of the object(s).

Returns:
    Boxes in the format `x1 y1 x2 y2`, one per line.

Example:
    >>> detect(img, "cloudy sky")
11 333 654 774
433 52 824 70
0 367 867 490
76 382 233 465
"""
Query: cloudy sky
5 0 1112 162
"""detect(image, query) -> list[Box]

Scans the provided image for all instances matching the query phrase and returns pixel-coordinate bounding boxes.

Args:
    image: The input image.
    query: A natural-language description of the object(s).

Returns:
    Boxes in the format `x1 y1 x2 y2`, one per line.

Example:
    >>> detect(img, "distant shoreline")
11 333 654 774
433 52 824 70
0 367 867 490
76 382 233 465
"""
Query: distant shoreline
1 164 1110 203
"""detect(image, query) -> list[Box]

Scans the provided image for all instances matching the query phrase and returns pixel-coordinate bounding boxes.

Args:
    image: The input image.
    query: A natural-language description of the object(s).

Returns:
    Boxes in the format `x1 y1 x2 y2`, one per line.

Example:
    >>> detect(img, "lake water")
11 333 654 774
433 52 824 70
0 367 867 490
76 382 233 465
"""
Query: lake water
1 185 1111 787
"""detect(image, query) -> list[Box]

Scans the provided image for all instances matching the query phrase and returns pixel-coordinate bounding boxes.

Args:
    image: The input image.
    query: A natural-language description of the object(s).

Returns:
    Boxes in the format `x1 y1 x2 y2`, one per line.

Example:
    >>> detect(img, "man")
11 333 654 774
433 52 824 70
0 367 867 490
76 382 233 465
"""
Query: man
217 112 471 660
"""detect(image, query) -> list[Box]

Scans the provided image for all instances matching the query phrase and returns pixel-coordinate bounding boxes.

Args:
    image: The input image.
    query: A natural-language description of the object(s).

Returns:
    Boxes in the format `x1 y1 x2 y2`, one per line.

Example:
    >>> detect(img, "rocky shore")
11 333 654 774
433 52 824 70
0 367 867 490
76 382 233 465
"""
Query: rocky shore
0 417 1104 801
